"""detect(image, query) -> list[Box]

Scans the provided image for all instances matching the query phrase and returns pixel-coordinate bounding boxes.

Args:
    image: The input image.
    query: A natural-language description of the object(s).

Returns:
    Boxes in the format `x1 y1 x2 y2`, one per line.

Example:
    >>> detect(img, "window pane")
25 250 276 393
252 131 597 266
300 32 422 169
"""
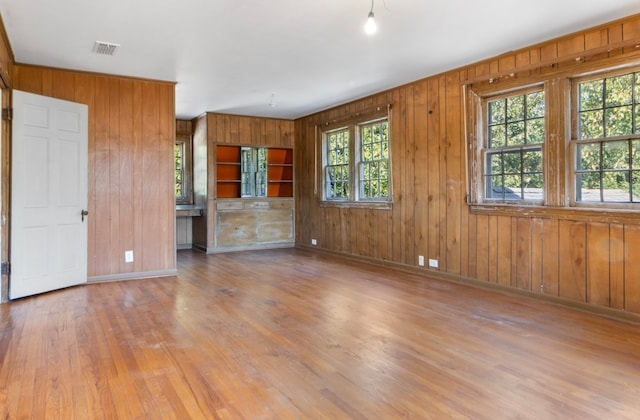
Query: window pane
522 173 543 201
489 100 505 124
605 106 633 137
526 118 545 144
506 95 524 122
175 143 184 197
602 170 630 202
486 175 503 199
576 172 601 201
503 151 522 174
487 152 502 175
506 121 525 146
602 140 629 170
633 140 640 168
489 125 506 148
526 91 545 119
579 111 604 139
580 80 603 111
605 74 633 107
359 120 390 200
522 150 543 174
503 175 523 199
633 171 640 202
577 143 601 171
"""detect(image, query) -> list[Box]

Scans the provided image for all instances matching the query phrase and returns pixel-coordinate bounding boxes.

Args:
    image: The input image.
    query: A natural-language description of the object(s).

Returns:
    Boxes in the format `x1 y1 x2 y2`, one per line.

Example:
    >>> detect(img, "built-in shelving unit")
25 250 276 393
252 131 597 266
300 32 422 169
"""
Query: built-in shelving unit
216 145 293 199
216 145 242 198
267 148 294 198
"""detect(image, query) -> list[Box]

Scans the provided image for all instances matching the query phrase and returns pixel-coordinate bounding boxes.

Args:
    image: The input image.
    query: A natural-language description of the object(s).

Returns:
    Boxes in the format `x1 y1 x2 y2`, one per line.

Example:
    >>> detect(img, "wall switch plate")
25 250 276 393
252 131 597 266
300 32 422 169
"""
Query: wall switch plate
311 239 317 246
429 258 438 268
418 255 425 267
125 250 134 263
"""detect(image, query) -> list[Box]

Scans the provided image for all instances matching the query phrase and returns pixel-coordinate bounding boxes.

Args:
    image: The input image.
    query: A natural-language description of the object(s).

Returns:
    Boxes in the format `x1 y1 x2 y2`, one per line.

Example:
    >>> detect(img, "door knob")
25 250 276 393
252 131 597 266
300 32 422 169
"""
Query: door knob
81 209 89 222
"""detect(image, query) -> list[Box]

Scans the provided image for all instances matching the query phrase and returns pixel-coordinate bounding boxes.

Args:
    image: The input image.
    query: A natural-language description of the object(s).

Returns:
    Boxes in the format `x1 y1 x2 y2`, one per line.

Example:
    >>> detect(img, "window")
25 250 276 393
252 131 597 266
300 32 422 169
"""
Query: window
325 128 350 199
360 120 390 200
323 117 391 204
573 70 640 203
175 136 193 204
483 89 545 202
241 147 267 198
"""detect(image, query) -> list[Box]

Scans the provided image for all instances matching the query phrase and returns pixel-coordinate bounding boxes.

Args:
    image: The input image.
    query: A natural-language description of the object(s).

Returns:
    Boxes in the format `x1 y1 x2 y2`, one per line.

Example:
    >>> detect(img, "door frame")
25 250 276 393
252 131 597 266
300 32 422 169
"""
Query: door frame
0 87 9 303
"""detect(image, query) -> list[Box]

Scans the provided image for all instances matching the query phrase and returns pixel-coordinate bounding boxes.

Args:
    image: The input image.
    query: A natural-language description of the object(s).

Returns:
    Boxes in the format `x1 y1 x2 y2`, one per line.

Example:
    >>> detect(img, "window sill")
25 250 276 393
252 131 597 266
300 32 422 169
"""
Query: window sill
469 203 640 225
320 200 393 210
176 205 203 217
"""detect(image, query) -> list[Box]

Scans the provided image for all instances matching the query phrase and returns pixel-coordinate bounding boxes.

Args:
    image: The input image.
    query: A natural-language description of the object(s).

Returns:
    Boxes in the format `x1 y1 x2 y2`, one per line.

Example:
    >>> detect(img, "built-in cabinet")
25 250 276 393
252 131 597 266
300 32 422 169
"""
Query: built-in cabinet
192 113 295 253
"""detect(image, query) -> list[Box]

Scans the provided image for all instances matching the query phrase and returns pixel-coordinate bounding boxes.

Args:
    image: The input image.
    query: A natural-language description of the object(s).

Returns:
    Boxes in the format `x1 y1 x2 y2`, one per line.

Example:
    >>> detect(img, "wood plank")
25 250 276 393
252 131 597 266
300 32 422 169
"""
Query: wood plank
92 76 111 276
475 214 489 282
445 71 463 275
413 80 429 266
624 225 640 313
542 219 560 296
558 221 587 302
496 216 512 286
530 218 543 295
427 77 440 263
515 218 532 291
587 223 611 307
487 215 499 283
609 224 625 310
118 79 134 273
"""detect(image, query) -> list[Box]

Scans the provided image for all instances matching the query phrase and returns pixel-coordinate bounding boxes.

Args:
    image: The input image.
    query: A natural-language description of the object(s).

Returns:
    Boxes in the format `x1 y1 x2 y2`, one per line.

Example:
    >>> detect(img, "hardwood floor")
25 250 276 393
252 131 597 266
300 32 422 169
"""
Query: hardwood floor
1 248 640 418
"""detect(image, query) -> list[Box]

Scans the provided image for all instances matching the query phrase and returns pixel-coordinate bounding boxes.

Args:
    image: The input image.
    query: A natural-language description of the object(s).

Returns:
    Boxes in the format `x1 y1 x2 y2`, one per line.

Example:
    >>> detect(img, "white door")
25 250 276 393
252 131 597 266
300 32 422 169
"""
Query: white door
10 90 88 299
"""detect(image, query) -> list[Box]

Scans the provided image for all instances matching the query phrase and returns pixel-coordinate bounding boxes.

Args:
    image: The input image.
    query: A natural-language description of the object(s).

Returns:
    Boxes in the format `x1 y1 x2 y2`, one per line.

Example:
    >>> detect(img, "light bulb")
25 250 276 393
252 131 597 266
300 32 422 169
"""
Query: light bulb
365 11 377 35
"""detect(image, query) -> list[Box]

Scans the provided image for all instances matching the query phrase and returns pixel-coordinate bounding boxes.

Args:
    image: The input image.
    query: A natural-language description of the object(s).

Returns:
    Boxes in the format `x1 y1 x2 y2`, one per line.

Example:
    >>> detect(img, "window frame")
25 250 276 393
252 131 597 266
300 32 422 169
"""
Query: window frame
321 113 393 208
482 86 547 204
468 82 550 206
175 134 193 205
569 66 640 208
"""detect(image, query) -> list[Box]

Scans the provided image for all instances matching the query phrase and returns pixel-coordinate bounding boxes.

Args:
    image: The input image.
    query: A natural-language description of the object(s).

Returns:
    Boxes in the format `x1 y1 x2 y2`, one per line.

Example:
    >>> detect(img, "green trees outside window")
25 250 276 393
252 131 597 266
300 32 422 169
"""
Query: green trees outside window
485 90 545 201
576 71 640 203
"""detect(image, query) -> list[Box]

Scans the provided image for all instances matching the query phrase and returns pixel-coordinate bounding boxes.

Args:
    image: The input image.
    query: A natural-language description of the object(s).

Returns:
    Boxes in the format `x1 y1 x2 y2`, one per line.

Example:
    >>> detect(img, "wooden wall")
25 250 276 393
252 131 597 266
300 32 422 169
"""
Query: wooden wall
295 14 640 317
191 112 294 250
13 65 176 279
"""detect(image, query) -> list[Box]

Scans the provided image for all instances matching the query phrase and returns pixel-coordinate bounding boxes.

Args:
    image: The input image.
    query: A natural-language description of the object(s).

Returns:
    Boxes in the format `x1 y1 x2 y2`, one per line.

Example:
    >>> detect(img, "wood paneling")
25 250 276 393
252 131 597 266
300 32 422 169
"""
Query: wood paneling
13 65 176 278
295 13 640 317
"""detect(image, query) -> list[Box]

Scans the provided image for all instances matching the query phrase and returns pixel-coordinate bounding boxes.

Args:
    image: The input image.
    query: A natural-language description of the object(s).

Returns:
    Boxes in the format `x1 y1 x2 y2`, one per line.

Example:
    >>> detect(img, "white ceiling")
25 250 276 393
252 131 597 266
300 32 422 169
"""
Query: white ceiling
0 1 639 120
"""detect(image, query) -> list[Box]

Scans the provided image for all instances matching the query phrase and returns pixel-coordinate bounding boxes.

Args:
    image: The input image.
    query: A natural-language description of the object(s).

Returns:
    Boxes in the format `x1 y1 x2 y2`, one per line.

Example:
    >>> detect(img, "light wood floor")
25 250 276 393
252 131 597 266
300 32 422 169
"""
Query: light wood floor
2 248 640 418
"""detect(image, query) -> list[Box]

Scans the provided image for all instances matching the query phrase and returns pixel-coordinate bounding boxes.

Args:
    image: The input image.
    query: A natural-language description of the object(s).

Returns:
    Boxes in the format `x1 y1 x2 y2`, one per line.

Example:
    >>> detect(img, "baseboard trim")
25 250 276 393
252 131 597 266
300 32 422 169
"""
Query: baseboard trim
88 269 178 283
207 242 294 254
296 244 640 326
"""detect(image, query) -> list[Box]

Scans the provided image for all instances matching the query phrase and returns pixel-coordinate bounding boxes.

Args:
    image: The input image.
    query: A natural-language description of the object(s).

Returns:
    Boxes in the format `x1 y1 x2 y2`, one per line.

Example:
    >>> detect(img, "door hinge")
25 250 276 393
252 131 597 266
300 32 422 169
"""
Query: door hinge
2 108 12 121
1 262 10 275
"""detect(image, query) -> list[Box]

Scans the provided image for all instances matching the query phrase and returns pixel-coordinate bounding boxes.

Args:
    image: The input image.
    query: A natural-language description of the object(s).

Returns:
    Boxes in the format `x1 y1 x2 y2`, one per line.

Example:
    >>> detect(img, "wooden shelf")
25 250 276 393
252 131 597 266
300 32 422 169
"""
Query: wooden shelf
267 148 293 197
268 182 293 198
217 181 241 198
217 145 241 163
268 148 293 165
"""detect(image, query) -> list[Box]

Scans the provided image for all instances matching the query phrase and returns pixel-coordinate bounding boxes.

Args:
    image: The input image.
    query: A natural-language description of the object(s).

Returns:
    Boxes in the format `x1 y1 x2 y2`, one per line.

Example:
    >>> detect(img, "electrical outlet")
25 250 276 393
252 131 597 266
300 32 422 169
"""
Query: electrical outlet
428 258 438 268
125 250 134 263
418 255 425 267
311 239 317 246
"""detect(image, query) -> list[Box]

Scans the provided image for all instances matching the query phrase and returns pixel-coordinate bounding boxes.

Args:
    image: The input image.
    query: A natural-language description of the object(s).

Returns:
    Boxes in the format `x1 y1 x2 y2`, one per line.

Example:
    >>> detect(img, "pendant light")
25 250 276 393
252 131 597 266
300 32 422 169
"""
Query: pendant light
364 0 377 35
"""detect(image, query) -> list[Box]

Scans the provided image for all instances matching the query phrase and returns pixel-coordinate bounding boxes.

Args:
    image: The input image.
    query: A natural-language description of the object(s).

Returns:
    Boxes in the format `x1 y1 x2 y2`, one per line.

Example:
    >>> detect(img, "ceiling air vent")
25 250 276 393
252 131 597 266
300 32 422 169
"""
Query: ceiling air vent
93 41 120 56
